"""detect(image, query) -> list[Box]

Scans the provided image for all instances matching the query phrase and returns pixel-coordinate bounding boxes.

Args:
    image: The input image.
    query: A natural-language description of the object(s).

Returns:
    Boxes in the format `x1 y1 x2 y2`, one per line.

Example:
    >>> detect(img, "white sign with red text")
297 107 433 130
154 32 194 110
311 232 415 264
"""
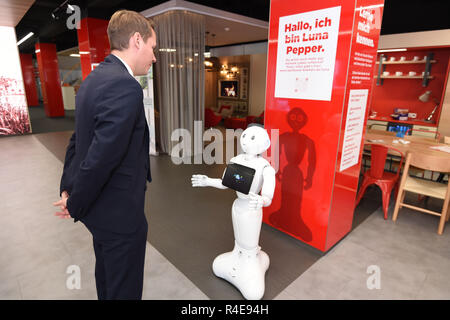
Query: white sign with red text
340 89 369 172
274 6 341 101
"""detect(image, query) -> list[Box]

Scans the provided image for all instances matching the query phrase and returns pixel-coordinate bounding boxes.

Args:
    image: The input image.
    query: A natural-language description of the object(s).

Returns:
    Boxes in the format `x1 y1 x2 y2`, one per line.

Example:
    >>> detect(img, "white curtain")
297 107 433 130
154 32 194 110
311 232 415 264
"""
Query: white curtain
153 10 205 154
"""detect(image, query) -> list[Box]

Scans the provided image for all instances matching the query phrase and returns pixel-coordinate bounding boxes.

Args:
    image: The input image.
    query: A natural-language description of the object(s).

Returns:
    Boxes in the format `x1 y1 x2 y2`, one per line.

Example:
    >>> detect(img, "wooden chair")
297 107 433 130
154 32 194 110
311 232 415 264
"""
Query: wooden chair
392 152 450 235
402 134 441 180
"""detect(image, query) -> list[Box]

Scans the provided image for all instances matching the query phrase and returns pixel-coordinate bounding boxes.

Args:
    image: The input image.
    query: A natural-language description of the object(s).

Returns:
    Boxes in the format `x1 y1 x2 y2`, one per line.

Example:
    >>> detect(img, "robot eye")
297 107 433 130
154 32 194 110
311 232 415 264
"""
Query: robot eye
251 136 255 140
243 134 246 138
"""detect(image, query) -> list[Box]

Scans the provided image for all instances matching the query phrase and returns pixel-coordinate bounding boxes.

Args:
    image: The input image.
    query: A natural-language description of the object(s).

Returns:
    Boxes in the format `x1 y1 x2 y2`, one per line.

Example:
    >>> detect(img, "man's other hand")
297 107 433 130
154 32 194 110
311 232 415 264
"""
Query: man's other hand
53 191 71 219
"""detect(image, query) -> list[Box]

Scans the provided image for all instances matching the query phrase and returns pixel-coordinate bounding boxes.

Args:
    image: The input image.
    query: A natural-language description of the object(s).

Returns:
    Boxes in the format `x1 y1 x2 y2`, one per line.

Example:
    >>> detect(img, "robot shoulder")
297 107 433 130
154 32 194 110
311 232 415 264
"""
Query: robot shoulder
229 154 244 164
259 157 273 167
263 165 276 176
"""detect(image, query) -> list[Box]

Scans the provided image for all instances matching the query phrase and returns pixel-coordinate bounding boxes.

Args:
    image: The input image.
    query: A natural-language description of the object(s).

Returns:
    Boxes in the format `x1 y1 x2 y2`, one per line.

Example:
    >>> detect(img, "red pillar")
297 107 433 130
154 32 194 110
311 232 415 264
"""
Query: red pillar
263 0 384 251
19 53 39 107
35 43 65 117
77 17 110 80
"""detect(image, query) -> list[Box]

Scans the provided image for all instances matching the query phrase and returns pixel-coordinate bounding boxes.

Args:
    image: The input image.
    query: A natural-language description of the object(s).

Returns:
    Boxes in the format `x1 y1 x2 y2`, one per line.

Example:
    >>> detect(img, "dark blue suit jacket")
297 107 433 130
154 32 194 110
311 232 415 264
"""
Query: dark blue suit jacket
60 54 151 234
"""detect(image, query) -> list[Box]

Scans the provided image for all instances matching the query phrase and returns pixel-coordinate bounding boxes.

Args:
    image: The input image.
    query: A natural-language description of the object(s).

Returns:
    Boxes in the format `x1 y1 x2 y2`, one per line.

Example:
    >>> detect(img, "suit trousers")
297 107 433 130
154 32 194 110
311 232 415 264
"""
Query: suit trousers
87 218 148 300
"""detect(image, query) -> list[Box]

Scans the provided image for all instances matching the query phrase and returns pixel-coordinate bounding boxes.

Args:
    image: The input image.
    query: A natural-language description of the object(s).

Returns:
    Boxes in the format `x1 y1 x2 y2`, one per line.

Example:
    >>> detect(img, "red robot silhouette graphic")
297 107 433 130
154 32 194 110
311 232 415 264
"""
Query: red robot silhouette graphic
269 108 316 242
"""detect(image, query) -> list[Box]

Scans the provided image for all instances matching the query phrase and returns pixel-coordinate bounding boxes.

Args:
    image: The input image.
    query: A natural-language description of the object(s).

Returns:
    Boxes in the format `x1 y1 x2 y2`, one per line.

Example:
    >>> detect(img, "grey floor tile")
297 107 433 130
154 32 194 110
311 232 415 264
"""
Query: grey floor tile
143 245 209 300
18 256 97 300
273 290 298 300
279 246 354 299
0 279 22 300
415 273 450 300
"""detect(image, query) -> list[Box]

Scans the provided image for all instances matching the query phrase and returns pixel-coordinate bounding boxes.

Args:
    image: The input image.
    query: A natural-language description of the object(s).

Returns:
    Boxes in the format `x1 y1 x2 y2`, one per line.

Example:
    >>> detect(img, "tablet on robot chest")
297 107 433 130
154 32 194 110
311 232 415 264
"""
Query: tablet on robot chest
222 163 255 195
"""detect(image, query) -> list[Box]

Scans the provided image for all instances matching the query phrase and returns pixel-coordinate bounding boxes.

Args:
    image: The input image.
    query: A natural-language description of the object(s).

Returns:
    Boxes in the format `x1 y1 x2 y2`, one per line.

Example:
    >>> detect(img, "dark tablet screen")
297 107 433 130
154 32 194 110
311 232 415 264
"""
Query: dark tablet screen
222 163 255 195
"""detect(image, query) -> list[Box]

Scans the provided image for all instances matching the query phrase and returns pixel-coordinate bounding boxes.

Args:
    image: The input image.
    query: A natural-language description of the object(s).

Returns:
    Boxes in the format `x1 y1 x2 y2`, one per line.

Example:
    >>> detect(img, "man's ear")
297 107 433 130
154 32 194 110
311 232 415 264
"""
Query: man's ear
130 32 140 49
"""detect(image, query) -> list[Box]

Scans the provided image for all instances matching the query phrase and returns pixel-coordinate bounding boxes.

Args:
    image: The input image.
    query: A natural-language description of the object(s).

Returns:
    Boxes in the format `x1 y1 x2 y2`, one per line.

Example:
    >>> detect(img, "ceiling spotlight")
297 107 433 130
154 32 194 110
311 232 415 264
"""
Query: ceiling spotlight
51 0 73 20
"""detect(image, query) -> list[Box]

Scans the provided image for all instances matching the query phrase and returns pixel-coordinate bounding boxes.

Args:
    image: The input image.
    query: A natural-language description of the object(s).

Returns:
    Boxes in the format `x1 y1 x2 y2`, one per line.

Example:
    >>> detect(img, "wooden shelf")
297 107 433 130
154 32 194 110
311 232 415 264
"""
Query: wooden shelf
374 76 435 79
375 53 435 86
376 60 436 65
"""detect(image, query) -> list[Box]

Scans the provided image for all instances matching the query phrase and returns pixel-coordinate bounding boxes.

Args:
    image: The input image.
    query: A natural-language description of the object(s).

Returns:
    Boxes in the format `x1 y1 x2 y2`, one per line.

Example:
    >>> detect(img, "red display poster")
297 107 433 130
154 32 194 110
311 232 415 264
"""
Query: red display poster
263 0 384 251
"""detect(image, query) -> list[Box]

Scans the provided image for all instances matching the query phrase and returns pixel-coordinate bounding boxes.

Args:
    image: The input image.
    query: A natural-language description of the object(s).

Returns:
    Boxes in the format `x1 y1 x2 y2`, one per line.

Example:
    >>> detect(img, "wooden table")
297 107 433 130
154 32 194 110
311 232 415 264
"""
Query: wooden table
364 131 450 159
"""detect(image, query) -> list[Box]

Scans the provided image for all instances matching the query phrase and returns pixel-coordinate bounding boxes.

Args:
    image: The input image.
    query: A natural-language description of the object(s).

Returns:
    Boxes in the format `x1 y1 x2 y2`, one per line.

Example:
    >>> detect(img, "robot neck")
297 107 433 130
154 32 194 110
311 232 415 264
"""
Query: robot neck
243 153 260 161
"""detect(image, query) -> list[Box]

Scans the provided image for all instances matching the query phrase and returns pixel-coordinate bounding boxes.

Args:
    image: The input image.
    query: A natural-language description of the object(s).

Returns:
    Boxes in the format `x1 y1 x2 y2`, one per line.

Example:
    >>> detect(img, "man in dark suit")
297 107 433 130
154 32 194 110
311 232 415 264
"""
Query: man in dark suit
53 10 156 300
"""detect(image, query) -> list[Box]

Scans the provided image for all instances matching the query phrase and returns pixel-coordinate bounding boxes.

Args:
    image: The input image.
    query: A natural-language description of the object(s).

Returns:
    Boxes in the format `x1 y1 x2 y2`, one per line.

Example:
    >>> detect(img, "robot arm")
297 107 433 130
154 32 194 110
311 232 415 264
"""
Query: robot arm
249 165 276 210
191 171 228 190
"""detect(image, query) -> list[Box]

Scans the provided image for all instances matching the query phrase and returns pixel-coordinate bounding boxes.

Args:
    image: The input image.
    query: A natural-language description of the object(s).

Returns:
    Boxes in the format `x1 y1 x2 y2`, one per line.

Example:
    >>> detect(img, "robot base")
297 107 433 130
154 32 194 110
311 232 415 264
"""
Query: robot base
212 241 270 300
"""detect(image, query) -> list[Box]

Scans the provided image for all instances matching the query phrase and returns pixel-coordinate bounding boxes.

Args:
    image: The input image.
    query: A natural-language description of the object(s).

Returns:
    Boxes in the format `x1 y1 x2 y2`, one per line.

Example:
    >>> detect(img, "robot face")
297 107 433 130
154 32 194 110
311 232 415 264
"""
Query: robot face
240 126 271 155
287 108 308 131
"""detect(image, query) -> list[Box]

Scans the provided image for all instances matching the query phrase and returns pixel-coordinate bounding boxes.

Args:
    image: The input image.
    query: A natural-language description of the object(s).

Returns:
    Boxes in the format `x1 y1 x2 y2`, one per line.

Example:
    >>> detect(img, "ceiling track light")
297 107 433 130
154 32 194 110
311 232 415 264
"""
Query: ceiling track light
51 0 74 20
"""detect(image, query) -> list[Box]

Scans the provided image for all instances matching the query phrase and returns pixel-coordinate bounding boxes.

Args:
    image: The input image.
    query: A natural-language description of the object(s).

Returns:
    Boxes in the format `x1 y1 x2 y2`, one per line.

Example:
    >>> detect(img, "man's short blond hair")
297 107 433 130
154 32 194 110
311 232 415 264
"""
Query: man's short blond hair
107 10 155 51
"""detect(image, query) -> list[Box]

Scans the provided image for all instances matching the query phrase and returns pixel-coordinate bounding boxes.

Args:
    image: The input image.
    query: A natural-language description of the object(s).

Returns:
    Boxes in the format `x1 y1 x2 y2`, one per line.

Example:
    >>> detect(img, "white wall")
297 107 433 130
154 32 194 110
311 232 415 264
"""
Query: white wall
378 29 450 49
0 26 31 135
248 53 267 116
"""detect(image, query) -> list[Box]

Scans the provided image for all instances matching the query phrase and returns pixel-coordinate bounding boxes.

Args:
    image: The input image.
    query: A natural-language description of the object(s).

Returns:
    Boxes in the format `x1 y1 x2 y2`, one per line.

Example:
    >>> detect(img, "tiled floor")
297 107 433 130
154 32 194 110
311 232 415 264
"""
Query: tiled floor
276 196 450 300
0 132 449 300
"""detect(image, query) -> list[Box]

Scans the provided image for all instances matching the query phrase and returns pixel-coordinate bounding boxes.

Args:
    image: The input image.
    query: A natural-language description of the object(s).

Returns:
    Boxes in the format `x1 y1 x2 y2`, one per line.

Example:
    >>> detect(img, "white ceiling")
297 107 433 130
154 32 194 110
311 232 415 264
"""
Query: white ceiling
141 0 269 47
0 0 34 27
203 15 268 47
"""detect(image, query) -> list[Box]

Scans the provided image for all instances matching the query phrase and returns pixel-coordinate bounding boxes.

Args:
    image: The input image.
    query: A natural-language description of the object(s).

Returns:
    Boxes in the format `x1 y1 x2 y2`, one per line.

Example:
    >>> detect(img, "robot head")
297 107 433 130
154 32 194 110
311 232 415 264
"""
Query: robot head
287 108 308 131
240 124 271 156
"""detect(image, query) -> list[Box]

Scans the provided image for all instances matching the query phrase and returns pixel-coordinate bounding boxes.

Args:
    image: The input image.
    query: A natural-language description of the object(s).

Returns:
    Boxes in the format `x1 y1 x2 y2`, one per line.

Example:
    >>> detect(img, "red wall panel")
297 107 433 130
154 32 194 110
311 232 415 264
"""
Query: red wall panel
35 43 65 117
77 18 110 80
19 53 39 107
263 0 384 251
370 48 450 125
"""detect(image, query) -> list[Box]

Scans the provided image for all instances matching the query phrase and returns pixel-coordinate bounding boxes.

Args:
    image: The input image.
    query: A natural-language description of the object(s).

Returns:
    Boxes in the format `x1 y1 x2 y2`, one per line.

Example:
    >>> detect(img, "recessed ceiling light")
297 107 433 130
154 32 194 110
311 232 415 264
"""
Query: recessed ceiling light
17 32 34 46
377 48 407 53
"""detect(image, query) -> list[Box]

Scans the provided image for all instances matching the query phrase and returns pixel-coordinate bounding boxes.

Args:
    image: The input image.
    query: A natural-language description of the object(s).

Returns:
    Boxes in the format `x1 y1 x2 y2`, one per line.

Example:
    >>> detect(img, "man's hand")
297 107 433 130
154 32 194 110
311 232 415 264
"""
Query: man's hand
53 191 71 219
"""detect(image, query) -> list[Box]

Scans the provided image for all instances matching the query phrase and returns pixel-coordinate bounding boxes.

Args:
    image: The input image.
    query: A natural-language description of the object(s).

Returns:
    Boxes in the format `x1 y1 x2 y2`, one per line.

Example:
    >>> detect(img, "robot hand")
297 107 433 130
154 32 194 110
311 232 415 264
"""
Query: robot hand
191 174 210 187
249 192 264 210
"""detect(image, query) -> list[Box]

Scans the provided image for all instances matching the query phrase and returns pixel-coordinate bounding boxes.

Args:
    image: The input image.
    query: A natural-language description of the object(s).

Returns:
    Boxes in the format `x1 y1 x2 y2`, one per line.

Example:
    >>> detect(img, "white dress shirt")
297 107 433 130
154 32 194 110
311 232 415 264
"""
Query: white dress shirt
112 53 134 77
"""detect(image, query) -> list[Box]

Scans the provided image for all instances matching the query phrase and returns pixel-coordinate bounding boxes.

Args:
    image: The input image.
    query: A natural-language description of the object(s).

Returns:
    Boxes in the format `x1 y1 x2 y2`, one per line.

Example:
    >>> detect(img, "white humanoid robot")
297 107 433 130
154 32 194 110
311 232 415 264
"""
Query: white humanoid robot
191 124 276 300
